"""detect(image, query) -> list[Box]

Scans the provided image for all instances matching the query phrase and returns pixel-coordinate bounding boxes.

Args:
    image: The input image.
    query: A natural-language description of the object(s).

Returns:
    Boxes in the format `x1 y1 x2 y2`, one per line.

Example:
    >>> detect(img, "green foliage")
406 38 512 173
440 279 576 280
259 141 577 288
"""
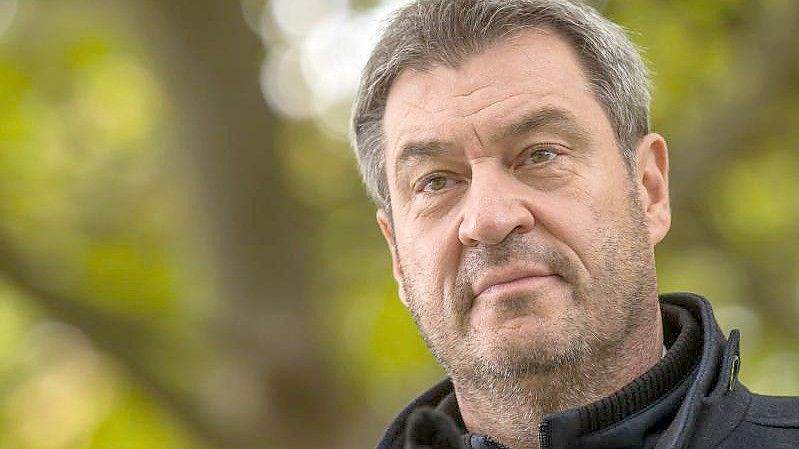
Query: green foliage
0 1 212 447
711 147 799 247
90 384 206 449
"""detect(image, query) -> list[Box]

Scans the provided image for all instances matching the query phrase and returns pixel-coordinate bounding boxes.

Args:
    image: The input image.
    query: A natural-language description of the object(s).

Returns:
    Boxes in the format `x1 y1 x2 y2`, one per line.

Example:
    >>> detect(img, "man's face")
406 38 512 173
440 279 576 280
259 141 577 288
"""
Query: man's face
377 29 670 385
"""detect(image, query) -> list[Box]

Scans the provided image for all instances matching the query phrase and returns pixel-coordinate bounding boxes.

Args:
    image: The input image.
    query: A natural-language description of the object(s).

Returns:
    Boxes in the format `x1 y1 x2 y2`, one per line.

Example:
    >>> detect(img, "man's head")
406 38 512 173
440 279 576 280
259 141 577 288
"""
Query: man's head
352 0 652 211
350 0 670 397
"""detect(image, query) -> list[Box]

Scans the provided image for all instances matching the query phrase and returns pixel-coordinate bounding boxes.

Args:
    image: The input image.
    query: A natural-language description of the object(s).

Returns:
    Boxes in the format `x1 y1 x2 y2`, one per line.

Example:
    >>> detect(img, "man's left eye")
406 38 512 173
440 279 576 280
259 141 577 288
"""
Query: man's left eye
522 147 558 165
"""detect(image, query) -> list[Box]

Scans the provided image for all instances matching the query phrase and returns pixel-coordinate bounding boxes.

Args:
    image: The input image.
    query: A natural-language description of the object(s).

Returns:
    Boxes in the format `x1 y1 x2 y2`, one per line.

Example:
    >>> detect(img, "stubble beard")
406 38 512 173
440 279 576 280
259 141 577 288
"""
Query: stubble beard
399 189 658 422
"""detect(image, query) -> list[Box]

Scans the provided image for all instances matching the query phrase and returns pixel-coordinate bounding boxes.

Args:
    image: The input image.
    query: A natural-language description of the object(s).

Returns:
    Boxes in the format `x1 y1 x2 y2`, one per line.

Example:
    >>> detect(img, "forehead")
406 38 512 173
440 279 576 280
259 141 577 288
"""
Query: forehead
382 28 604 164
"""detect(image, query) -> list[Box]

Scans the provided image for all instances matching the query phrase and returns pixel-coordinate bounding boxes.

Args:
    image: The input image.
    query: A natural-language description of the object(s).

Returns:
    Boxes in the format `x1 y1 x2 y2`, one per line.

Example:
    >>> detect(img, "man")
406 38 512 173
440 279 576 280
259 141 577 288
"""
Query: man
349 1 799 448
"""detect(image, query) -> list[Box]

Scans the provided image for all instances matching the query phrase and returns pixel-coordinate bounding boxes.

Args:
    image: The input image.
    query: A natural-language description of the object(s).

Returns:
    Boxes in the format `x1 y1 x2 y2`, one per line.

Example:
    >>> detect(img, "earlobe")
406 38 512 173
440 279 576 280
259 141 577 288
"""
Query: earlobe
376 209 409 307
636 133 671 245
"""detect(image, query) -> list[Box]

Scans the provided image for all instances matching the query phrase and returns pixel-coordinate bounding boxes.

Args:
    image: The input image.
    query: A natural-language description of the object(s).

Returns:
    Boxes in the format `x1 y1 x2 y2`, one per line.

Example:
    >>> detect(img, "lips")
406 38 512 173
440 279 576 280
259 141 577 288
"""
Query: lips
472 265 557 298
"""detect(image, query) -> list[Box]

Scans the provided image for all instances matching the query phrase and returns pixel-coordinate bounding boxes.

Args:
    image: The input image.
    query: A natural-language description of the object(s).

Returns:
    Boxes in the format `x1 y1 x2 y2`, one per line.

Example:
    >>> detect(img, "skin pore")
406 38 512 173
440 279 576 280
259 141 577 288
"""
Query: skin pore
377 29 671 449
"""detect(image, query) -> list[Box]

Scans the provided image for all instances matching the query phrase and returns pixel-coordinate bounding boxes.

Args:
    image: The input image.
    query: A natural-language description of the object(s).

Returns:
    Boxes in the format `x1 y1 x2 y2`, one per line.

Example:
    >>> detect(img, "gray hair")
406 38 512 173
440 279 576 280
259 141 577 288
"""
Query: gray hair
350 0 651 210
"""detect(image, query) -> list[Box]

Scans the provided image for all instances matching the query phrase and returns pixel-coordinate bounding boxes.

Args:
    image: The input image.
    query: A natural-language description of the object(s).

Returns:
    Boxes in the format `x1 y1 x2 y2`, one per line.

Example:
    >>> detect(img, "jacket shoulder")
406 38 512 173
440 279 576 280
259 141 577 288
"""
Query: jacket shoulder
744 393 799 428
714 393 799 449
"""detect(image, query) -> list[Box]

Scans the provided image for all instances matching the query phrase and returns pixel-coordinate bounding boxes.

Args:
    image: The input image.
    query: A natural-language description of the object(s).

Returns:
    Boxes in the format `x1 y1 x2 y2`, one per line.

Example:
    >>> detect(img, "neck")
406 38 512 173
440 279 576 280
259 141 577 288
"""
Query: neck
454 306 664 449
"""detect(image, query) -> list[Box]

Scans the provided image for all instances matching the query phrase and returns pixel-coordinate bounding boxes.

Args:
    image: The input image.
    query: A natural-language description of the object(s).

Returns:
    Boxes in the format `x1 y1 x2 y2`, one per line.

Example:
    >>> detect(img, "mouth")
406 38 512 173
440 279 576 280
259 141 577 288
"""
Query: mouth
473 266 559 299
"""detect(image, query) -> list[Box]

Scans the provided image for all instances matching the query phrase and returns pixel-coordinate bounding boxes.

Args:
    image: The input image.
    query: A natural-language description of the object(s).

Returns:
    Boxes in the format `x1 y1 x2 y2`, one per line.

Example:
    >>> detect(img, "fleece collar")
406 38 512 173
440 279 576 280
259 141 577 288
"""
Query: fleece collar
375 293 747 449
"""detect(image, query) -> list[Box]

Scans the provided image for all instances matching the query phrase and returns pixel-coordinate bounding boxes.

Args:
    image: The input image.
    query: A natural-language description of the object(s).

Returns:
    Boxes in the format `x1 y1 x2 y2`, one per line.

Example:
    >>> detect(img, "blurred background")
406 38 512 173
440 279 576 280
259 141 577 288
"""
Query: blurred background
0 0 796 448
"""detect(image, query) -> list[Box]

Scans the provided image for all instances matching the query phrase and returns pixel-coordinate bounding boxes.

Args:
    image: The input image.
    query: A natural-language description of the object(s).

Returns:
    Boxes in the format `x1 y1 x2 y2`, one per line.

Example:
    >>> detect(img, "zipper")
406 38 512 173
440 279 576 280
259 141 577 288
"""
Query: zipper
538 419 552 449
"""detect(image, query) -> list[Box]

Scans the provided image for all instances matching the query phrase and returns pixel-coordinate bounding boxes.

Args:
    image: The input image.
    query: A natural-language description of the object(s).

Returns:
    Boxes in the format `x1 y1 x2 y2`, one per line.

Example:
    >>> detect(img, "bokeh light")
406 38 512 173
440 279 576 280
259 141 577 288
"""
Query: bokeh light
259 0 410 137
0 0 17 37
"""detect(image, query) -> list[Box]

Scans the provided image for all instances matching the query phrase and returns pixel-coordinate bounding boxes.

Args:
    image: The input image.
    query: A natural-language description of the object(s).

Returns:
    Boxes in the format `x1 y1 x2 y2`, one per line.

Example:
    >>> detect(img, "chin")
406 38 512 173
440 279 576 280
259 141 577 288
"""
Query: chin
468 323 589 379
472 294 578 339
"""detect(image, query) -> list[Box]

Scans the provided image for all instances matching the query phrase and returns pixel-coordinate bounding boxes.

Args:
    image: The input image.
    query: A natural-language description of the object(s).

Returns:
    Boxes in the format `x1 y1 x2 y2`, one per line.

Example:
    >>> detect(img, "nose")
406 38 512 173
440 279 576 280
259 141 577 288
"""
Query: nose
457 168 535 246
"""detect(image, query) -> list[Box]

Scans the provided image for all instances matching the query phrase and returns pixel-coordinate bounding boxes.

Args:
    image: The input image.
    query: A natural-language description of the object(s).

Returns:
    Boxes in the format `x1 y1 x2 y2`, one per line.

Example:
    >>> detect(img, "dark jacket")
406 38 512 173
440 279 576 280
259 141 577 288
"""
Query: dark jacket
375 293 799 449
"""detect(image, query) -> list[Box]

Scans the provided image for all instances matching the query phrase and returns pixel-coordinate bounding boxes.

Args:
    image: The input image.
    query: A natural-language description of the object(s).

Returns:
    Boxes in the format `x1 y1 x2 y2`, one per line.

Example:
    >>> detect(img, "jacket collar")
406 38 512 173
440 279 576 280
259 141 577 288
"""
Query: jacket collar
375 293 746 449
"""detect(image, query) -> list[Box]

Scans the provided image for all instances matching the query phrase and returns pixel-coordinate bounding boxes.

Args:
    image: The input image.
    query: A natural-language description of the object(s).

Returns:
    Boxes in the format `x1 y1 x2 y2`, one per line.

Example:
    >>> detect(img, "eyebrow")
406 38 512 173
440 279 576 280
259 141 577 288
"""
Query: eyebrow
396 140 454 169
493 107 590 145
393 107 591 173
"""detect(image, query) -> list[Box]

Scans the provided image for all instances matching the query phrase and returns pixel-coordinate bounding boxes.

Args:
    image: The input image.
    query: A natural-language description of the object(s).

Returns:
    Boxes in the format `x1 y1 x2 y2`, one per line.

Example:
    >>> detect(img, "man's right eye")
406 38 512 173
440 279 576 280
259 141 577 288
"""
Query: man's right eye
417 174 456 193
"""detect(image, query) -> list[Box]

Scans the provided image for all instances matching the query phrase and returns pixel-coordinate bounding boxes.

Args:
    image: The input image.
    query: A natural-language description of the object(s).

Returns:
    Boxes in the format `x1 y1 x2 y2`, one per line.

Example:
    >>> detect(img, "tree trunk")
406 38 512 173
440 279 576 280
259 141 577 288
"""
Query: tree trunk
136 1 344 447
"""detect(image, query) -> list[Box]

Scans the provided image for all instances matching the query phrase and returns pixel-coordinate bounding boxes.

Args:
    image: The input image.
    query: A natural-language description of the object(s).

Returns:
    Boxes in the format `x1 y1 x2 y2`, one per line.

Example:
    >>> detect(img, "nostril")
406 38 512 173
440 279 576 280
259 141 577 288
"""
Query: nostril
511 223 533 236
457 217 481 247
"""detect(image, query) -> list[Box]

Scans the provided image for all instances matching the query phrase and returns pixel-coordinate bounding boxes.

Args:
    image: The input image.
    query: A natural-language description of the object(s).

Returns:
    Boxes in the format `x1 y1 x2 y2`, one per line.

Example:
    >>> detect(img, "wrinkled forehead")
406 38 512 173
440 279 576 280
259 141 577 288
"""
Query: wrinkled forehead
382 28 596 162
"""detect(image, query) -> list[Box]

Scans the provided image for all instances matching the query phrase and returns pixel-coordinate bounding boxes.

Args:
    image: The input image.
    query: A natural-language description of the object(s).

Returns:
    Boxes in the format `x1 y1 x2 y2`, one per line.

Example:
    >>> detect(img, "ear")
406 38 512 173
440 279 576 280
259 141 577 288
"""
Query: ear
376 208 409 307
635 133 671 245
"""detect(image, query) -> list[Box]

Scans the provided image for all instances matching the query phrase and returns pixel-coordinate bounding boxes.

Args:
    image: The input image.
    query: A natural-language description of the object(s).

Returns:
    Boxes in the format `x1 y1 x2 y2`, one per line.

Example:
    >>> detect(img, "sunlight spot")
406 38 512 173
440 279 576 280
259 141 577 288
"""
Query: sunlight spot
0 0 17 37
270 0 348 38
260 45 315 119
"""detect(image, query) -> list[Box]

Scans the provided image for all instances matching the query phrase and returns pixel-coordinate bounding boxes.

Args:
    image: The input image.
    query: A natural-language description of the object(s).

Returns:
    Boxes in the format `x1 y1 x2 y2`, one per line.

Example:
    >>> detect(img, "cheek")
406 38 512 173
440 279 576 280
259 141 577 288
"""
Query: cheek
535 182 596 236
396 223 462 284
533 185 619 274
